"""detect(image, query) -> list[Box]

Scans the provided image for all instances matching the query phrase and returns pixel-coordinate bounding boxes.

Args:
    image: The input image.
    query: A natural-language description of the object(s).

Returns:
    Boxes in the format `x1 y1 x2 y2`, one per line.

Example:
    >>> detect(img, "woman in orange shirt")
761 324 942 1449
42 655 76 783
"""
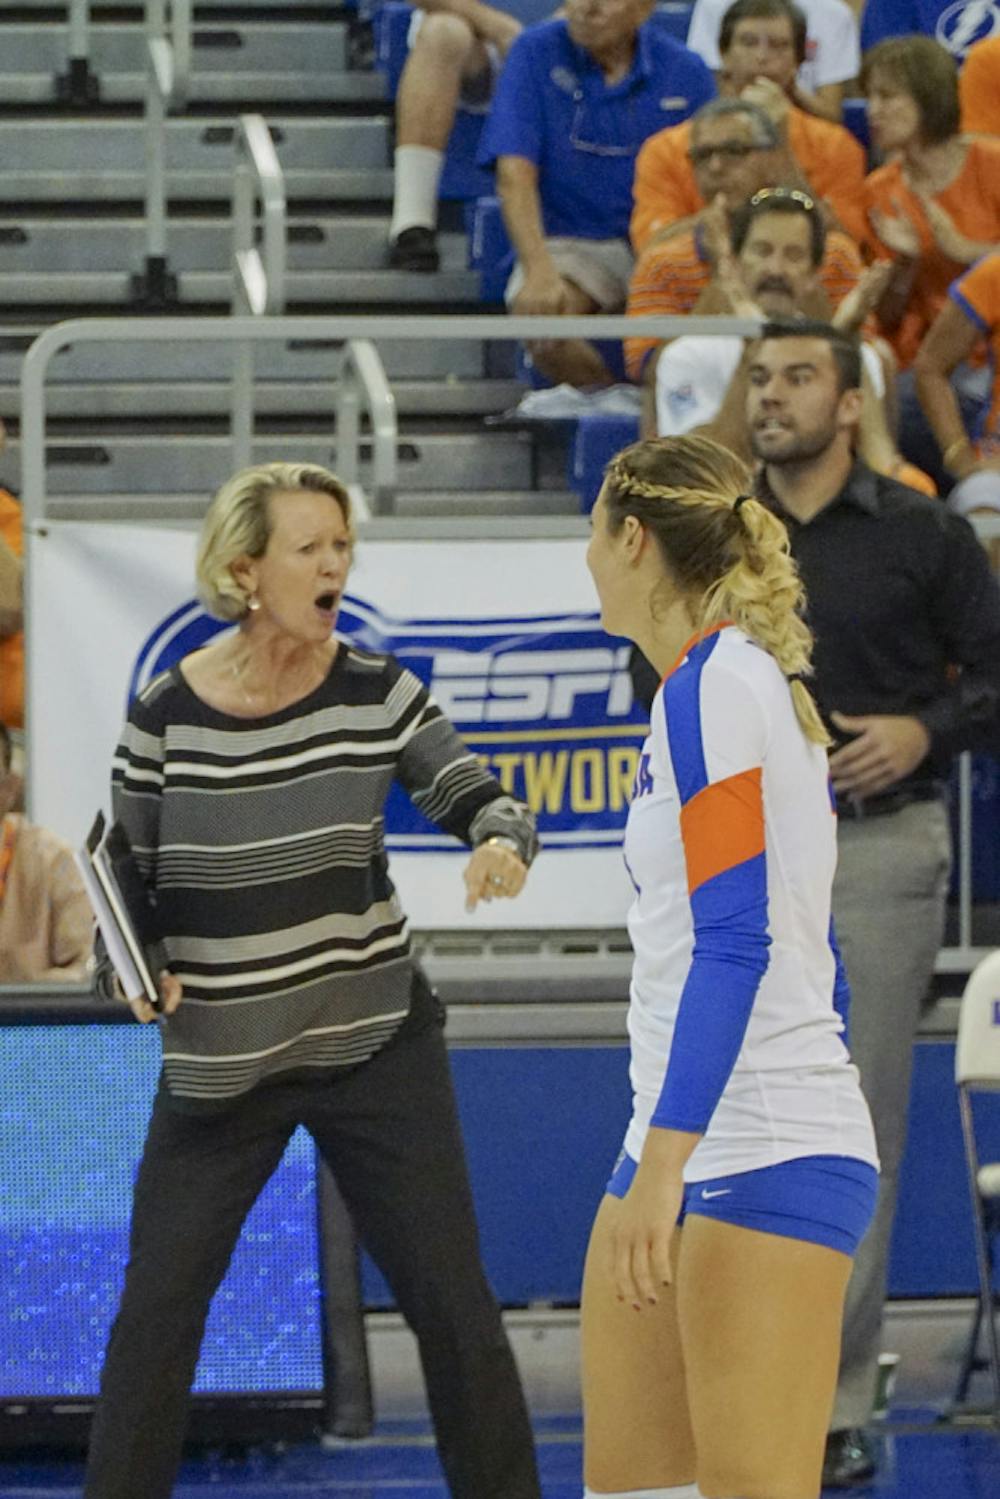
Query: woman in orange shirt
861 35 1000 484
0 419 23 731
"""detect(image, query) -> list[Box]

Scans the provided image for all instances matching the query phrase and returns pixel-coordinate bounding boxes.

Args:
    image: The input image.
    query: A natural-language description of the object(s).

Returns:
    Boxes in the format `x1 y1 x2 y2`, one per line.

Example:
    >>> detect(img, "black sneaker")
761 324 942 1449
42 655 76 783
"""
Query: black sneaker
822 1427 878 1488
388 226 440 273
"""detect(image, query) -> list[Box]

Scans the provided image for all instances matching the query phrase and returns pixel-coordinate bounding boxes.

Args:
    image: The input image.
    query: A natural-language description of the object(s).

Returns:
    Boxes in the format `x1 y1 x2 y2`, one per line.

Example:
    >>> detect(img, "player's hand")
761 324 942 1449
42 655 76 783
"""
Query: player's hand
463 842 528 911
115 969 182 1024
609 1161 683 1309
829 712 931 797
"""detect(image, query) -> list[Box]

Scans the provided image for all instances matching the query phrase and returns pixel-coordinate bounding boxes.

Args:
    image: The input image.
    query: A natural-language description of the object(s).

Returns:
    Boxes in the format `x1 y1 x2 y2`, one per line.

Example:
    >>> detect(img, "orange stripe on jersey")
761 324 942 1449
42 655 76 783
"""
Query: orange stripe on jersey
680 766 765 897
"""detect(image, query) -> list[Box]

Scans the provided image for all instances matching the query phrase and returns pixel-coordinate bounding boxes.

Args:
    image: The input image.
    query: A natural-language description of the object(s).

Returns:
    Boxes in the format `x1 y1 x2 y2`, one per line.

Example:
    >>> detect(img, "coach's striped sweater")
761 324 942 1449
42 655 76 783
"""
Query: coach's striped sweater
100 644 537 1110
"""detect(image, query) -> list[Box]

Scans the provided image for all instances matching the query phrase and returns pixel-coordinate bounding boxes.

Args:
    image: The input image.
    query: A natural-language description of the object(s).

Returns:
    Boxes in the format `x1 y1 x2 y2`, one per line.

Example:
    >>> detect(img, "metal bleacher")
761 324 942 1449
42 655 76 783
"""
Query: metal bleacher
0 0 578 517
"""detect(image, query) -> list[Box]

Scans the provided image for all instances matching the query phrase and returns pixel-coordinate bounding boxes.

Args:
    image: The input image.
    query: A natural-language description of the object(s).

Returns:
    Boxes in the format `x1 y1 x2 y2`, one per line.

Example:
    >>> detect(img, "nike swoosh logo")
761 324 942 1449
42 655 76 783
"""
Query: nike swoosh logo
701 1188 732 1199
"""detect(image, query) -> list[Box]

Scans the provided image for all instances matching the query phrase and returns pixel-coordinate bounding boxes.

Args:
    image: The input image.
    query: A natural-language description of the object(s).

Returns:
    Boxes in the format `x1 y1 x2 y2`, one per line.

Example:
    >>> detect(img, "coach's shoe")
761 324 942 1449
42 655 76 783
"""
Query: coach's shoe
388 226 439 273
822 1427 877 1488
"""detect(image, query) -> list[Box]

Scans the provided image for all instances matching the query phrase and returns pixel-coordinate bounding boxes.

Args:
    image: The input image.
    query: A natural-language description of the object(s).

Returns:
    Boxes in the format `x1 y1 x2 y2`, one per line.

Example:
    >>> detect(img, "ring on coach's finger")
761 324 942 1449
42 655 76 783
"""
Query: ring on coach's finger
490 874 505 887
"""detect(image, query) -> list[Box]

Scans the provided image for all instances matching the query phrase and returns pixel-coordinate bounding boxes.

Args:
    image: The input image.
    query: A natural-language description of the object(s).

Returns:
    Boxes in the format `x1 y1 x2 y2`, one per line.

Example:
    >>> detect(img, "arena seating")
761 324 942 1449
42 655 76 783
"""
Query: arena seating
0 0 577 517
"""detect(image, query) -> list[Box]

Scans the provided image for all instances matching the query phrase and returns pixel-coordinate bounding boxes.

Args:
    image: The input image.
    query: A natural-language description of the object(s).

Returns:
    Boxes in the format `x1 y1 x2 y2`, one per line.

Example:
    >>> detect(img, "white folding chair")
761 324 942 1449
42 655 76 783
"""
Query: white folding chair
953 949 1000 1423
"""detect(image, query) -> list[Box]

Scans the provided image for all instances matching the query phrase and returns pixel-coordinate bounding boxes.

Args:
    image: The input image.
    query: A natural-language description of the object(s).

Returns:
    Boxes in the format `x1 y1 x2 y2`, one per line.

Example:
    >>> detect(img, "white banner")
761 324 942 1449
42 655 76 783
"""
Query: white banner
27 521 645 929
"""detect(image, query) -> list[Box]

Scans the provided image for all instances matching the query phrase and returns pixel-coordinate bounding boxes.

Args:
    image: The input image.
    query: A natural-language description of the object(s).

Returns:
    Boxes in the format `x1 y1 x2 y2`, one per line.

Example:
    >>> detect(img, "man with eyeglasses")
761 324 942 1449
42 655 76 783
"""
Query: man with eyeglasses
625 119 866 389
646 190 908 470
476 0 714 387
631 0 865 253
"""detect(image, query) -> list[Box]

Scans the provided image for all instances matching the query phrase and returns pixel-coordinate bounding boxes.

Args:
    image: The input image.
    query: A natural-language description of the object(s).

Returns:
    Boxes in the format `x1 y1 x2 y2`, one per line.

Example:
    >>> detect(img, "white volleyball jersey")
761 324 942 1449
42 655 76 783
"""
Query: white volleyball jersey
623 624 878 1182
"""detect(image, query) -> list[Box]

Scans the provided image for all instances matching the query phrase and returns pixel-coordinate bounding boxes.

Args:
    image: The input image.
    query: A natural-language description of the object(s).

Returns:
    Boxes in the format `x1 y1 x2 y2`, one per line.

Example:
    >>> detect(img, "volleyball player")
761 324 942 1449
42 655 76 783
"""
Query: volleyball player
581 433 879 1499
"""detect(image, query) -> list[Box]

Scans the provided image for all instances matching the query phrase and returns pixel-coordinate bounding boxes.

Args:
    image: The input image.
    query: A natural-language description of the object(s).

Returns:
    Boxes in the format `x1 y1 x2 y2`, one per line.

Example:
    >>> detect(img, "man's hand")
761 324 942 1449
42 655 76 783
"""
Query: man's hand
740 75 790 137
713 231 762 319
829 712 931 797
831 260 895 334
513 262 570 317
699 193 732 266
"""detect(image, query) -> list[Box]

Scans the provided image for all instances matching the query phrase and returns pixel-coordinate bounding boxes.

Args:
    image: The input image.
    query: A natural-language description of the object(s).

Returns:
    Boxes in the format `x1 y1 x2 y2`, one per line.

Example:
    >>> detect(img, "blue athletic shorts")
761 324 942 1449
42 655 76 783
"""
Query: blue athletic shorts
605 1152 879 1257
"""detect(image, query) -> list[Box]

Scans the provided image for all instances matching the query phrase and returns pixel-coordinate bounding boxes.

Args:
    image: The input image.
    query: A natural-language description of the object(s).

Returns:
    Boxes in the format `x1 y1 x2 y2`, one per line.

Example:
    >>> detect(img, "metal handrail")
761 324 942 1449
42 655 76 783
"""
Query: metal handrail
56 0 100 103
231 115 287 471
334 339 397 517
141 0 192 302
18 311 997 974
68 0 90 64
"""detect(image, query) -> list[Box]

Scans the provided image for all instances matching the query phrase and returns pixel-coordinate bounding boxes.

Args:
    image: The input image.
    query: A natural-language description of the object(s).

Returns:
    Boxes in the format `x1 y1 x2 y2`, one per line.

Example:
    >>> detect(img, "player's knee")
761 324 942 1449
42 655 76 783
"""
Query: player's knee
413 12 476 68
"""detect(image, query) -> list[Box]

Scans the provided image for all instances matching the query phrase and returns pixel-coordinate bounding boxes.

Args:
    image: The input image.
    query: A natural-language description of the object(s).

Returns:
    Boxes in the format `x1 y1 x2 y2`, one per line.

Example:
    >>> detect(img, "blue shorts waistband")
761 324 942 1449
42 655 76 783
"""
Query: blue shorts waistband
605 1152 879 1257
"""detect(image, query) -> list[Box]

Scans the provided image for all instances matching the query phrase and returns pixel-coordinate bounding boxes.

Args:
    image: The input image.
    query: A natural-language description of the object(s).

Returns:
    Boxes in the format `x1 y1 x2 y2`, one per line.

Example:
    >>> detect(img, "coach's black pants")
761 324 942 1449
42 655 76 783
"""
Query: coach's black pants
83 979 541 1499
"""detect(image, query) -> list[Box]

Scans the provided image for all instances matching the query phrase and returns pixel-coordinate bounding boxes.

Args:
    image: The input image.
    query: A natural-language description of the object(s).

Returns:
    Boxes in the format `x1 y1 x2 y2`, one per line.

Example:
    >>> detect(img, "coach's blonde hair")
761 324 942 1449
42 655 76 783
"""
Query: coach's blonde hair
603 435 830 747
196 462 354 621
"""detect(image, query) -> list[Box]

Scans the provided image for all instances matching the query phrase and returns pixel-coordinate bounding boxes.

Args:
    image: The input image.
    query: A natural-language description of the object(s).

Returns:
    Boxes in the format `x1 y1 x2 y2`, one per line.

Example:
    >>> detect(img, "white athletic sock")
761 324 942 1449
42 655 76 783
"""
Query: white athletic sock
582 1486 701 1498
389 145 444 238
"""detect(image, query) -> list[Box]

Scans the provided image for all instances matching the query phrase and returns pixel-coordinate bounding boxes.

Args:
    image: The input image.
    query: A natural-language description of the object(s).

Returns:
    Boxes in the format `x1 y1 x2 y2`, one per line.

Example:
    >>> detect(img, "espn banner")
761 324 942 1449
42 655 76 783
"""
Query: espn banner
27 522 647 929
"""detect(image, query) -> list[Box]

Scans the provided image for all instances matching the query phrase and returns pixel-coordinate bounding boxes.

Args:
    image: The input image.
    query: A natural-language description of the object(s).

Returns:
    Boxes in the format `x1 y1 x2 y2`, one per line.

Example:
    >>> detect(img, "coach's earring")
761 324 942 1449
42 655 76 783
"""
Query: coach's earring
247 592 260 612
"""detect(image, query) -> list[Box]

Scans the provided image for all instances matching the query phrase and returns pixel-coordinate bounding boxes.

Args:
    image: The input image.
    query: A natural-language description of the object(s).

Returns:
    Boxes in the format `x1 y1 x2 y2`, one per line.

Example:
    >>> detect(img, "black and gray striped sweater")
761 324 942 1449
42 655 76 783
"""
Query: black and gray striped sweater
105 643 536 1109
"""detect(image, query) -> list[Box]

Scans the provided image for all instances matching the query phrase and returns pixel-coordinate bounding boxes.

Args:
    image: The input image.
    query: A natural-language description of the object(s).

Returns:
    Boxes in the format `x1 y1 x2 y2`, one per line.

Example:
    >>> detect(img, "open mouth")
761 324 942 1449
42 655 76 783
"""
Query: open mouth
314 591 338 613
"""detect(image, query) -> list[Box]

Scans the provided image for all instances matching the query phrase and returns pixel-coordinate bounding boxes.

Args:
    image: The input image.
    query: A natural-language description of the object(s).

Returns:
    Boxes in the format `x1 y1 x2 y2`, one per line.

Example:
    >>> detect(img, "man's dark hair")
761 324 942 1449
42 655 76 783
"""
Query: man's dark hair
718 0 808 66
730 187 826 267
0 722 10 777
759 318 863 393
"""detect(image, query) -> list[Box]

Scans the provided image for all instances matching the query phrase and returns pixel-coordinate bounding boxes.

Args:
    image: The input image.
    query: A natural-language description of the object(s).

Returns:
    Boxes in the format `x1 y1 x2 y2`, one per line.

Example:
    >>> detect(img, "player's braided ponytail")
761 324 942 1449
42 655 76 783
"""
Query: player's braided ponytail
603 435 830 747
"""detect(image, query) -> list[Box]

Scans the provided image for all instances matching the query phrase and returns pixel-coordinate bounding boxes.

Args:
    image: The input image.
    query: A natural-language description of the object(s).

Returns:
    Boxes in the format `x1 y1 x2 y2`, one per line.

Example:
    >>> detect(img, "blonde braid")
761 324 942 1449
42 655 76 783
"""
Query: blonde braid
699 495 830 747
603 435 830 748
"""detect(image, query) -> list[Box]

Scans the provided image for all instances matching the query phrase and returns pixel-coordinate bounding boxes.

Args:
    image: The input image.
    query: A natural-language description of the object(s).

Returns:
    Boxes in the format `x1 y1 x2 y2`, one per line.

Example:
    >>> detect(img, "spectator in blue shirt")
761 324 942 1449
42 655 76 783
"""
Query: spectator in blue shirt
861 0 1000 63
478 0 714 386
388 0 558 273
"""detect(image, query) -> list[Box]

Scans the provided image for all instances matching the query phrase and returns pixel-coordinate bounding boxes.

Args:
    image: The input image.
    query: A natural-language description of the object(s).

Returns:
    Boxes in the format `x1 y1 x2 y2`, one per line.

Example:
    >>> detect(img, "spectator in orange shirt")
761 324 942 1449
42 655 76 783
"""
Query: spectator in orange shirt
630 0 866 252
959 33 1000 138
0 424 23 733
862 35 1000 483
639 189 928 491
0 722 92 984
915 250 1000 533
625 103 865 383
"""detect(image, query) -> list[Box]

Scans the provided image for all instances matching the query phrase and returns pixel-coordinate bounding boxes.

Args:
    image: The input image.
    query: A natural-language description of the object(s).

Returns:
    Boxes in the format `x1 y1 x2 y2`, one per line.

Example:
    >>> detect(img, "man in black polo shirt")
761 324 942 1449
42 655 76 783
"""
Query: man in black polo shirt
747 319 1000 1485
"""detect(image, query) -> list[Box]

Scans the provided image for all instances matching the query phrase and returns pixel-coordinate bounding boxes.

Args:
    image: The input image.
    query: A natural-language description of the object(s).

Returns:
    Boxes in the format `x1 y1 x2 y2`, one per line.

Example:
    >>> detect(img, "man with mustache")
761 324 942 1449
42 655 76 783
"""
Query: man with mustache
646 188 922 494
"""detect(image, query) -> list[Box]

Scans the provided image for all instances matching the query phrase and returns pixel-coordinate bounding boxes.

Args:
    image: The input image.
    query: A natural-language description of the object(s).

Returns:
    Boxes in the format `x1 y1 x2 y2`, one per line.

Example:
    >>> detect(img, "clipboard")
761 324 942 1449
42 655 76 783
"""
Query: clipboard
75 811 167 1011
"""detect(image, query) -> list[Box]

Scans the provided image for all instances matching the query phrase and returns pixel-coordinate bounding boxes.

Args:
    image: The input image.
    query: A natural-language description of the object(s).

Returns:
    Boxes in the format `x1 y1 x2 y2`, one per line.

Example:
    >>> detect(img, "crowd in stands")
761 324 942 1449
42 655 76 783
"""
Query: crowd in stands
386 0 1000 522
379 2 1000 1490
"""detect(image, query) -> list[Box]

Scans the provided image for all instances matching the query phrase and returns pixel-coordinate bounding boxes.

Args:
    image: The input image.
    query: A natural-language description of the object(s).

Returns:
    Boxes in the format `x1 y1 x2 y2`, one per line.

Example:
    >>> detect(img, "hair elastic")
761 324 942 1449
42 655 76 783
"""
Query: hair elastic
733 493 753 513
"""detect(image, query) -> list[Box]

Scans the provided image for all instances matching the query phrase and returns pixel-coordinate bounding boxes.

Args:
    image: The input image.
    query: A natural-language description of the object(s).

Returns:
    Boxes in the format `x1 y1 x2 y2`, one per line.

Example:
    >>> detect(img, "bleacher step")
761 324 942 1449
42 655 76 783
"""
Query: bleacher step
2 70 387 105
0 218 467 275
1 431 541 496
42 490 581 521
0 22 352 74
0 269 482 307
0 335 494 383
1 379 525 421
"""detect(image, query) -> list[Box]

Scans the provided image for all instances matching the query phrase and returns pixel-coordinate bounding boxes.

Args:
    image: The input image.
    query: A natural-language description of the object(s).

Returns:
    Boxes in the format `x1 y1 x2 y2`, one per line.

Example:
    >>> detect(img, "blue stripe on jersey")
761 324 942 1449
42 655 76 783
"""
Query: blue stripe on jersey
651 849 771 1135
828 917 851 1038
662 632 722 806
